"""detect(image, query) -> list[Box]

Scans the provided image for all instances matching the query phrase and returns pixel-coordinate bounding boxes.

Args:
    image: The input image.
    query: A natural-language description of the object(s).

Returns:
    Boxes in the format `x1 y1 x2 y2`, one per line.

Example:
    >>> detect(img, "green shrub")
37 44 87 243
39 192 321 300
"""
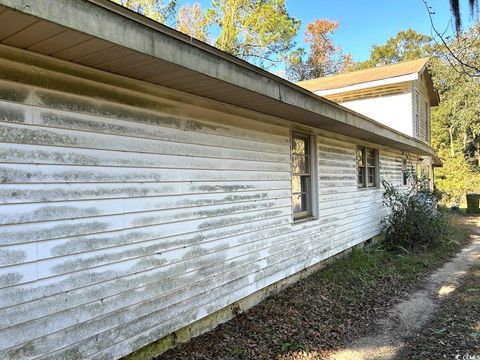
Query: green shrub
435 153 480 205
381 172 450 251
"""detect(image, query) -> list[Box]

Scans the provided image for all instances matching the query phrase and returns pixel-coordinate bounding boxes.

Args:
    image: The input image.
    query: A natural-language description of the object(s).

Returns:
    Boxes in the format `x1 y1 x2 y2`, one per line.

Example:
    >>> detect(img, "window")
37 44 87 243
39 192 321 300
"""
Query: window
366 148 377 187
414 91 420 137
291 132 315 220
356 146 378 188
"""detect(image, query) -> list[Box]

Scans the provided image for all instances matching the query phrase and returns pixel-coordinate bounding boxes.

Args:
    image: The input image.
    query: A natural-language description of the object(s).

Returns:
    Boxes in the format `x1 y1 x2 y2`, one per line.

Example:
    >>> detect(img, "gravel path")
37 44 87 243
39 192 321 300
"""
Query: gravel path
327 217 480 360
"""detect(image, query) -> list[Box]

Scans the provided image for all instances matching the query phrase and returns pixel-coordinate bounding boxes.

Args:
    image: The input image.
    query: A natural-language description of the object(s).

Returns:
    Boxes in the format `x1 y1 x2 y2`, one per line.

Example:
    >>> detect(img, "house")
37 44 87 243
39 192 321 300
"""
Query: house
0 1 440 359
298 59 440 182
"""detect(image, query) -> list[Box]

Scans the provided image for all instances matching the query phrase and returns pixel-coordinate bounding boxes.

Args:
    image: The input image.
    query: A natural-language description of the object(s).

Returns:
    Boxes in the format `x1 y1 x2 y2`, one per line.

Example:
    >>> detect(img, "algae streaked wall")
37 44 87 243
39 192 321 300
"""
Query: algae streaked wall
0 46 408 359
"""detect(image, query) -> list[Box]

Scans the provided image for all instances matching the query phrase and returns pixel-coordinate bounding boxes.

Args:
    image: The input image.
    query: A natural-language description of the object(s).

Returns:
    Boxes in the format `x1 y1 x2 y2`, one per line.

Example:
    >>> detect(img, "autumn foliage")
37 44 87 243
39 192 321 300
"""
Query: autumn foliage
286 19 352 81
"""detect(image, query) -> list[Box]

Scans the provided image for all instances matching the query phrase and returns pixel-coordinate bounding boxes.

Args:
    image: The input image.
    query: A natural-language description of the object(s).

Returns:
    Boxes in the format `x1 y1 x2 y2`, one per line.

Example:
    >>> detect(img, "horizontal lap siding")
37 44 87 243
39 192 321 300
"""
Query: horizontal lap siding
0 79 292 360
317 136 387 253
0 51 405 359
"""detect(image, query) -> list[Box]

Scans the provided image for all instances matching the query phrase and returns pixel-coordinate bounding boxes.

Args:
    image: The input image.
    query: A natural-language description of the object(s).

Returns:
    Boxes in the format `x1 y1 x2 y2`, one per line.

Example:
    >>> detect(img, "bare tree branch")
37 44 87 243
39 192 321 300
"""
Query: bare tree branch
421 0 480 77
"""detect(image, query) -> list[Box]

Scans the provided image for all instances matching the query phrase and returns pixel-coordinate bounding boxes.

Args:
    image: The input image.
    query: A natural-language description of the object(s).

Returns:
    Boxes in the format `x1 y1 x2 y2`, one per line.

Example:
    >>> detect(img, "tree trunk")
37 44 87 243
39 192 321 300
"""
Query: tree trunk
449 127 455 157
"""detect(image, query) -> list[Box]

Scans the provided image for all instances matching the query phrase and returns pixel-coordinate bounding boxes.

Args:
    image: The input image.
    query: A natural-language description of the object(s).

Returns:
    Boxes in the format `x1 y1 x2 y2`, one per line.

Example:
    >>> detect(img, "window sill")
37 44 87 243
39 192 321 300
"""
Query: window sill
293 215 317 224
358 186 380 190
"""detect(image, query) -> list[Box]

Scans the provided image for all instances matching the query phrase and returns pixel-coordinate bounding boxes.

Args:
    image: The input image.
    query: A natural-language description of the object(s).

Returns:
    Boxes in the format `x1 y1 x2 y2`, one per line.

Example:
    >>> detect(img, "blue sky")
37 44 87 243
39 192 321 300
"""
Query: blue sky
177 0 477 62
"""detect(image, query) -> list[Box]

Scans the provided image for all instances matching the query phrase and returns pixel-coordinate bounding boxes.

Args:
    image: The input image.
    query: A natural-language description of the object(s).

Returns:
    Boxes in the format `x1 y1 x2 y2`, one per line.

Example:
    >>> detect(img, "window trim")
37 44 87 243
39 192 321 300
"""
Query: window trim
291 131 317 222
356 145 379 189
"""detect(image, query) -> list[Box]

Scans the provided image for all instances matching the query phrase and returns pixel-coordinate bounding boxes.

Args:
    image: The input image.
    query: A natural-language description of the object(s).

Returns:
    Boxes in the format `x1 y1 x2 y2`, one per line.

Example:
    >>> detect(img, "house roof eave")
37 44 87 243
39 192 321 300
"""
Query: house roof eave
0 0 437 158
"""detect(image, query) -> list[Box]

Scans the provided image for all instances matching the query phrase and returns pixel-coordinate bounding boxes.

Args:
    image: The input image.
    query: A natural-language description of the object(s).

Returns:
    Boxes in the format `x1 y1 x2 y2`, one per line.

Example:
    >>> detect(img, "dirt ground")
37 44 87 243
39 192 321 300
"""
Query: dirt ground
327 217 480 360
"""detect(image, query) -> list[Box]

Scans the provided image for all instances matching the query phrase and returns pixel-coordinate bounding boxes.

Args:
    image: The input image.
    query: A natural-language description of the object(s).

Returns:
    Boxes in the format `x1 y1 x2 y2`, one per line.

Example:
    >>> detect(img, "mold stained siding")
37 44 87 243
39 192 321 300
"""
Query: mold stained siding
0 48 406 359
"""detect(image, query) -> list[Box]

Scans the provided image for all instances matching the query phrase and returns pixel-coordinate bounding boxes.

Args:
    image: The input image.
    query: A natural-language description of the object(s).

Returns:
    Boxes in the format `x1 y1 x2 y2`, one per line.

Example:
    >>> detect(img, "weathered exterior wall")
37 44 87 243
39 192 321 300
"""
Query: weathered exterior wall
0 47 409 359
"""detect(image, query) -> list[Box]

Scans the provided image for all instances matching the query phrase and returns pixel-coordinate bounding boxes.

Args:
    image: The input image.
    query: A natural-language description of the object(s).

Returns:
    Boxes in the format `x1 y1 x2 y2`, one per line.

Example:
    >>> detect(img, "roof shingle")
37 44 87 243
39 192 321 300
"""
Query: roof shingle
297 58 429 92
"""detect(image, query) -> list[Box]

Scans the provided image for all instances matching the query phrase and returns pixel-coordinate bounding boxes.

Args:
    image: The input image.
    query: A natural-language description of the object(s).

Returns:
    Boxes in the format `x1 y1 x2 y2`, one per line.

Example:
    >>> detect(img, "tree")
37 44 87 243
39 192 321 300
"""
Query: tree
286 19 352 82
176 2 212 42
429 22 480 202
353 29 433 70
211 0 300 68
430 45 480 159
112 0 178 25
114 0 299 70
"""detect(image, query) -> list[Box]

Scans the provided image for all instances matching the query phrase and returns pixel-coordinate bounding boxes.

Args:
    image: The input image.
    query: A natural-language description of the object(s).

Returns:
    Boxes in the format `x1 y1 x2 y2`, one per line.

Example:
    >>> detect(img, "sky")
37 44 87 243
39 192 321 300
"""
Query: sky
177 0 477 62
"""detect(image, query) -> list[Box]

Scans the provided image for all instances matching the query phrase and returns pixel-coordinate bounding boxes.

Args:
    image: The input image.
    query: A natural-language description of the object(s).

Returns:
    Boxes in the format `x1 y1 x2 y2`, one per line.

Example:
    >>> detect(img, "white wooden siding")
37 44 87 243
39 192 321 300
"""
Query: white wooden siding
339 91 413 136
0 49 408 360
412 78 430 143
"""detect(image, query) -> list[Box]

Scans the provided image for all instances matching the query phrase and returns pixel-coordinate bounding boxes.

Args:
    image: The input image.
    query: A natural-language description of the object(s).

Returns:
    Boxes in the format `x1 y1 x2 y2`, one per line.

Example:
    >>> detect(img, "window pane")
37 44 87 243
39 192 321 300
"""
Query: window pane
368 167 375 186
366 149 376 166
292 175 301 193
292 137 306 154
356 148 364 166
292 194 301 212
301 193 308 212
292 193 308 213
292 155 309 174
357 167 364 186
292 175 309 194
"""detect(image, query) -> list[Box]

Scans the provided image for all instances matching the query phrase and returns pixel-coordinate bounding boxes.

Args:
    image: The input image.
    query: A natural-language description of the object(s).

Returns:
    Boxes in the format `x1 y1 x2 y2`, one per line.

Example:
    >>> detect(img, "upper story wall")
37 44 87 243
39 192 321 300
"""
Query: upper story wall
412 76 432 144
338 91 413 137
314 74 433 146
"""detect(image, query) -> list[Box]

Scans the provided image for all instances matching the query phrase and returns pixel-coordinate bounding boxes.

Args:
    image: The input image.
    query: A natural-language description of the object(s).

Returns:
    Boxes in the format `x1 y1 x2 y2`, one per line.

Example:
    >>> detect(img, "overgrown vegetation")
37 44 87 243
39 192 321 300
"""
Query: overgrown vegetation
399 263 480 359
429 23 480 203
381 172 450 251
157 217 468 360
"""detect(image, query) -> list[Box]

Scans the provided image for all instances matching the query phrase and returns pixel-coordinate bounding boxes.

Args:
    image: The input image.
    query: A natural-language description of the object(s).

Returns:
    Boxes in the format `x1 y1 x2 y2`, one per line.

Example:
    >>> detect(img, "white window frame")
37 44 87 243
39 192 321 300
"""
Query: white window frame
291 131 317 222
356 145 379 189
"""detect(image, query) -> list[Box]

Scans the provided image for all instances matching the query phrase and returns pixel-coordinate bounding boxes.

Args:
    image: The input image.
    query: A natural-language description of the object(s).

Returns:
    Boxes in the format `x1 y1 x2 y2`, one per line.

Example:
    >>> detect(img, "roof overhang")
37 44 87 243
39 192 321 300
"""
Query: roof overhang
0 0 438 159
314 73 418 97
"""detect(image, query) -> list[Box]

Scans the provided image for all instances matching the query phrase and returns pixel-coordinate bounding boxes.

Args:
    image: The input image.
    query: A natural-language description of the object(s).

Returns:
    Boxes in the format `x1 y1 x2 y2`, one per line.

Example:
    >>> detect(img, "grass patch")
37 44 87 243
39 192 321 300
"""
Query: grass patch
398 263 480 359
157 216 470 360
314 214 467 310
